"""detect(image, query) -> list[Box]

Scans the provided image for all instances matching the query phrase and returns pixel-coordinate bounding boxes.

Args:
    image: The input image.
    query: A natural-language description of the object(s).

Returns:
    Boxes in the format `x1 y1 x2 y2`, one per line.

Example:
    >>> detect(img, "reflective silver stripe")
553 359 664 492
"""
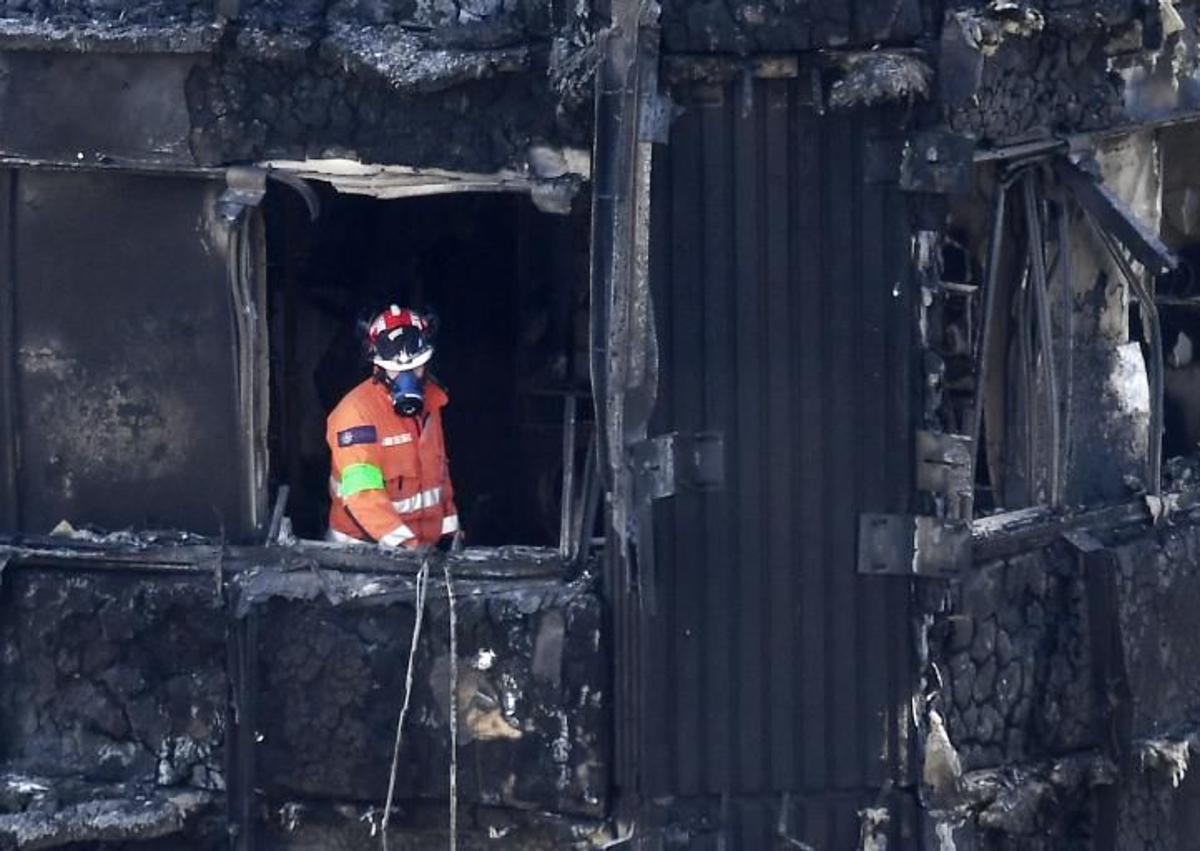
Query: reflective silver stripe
381 434 412 447
391 486 442 515
379 523 416 547
441 514 459 535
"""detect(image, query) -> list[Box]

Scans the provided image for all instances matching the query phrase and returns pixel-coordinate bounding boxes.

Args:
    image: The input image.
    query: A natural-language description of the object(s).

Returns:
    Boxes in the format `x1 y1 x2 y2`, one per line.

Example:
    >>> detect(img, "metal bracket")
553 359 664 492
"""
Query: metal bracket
629 432 724 501
916 430 974 500
857 513 970 577
218 167 320 223
1063 528 1105 554
899 131 976 195
638 91 676 144
866 131 974 193
217 167 267 222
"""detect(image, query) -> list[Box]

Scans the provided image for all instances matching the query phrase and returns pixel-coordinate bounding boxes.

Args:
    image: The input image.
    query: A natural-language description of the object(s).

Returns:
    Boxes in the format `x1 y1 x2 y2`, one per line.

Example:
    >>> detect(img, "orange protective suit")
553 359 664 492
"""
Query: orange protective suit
326 376 458 548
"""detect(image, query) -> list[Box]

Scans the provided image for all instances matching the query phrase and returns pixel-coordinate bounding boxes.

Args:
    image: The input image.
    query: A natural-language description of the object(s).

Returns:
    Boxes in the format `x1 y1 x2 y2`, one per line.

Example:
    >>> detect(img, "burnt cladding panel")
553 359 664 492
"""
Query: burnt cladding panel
659 0 925 52
645 77 916 814
0 52 197 166
7 169 246 536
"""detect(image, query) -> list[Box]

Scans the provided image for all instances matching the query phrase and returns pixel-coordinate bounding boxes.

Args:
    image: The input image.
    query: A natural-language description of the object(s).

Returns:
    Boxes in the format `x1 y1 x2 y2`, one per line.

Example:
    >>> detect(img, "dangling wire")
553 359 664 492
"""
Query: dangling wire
381 554 431 851
443 558 459 851
1022 172 1062 507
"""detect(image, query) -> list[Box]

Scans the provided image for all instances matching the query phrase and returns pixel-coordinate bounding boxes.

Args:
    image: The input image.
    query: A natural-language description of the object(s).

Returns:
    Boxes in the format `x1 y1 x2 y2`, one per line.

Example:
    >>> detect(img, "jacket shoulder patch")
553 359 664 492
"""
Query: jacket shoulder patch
337 425 378 447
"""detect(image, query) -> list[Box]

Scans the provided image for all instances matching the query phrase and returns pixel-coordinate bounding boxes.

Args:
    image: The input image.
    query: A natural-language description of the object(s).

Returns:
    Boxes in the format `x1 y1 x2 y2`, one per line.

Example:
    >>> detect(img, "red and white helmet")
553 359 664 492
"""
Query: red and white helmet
366 305 435 372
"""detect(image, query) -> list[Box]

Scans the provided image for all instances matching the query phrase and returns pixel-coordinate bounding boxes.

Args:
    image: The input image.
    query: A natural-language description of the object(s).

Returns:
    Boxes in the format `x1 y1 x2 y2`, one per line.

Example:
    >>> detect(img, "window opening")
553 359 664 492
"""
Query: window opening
263 184 594 549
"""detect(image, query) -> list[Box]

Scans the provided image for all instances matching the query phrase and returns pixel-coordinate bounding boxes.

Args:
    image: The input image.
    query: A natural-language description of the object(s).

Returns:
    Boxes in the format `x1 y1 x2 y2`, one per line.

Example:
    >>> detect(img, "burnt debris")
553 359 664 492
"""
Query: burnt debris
0 541 608 849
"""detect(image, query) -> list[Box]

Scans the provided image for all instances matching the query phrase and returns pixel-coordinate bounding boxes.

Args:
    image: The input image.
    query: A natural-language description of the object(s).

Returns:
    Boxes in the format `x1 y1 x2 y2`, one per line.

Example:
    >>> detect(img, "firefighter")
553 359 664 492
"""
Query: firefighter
325 305 460 549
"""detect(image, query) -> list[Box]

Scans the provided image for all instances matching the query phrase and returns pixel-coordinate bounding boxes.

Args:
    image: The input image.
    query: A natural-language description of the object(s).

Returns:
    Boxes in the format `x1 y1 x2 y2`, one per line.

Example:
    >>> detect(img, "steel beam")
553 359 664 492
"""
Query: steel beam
1054 157 1179 276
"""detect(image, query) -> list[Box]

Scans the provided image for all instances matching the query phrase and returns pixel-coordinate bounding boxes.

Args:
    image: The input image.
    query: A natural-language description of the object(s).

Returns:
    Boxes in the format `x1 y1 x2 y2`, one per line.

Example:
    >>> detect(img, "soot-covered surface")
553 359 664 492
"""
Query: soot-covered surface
251 579 607 815
0 0 592 173
939 0 1200 145
0 570 227 790
0 556 608 848
184 53 570 171
0 568 227 849
934 548 1097 774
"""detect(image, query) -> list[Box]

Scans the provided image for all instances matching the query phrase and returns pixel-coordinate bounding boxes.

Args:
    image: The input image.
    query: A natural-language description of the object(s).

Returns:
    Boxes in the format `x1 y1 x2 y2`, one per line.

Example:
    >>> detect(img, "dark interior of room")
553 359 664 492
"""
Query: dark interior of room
263 183 592 546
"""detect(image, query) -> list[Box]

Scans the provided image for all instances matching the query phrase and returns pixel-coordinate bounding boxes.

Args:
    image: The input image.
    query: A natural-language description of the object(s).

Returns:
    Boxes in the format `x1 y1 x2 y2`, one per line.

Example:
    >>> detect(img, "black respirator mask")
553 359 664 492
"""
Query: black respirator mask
384 369 425 418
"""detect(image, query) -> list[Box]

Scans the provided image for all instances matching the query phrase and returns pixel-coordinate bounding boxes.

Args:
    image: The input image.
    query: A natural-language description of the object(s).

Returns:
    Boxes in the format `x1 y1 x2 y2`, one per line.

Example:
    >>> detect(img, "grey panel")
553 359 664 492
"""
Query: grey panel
642 76 917 834
6 168 249 537
0 52 198 166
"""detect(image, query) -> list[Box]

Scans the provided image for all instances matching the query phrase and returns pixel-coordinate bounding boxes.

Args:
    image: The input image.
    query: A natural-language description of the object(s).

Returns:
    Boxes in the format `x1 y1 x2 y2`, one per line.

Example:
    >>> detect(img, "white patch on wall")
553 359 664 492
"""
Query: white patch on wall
1111 341 1152 419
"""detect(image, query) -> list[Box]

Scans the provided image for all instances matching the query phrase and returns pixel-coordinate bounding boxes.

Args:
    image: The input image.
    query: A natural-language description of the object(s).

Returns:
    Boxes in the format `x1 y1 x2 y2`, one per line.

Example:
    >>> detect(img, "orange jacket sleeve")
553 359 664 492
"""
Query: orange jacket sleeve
328 403 416 547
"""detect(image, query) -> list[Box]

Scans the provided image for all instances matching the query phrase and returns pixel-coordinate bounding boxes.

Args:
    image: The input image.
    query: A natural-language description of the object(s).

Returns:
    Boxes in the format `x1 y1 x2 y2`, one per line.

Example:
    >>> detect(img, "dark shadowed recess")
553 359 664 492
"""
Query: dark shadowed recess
263 184 592 545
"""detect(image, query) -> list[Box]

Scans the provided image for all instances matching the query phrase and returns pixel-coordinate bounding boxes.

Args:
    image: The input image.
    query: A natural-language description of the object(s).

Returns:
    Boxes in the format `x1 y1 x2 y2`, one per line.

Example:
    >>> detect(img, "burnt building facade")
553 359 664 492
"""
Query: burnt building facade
6 1 1200 849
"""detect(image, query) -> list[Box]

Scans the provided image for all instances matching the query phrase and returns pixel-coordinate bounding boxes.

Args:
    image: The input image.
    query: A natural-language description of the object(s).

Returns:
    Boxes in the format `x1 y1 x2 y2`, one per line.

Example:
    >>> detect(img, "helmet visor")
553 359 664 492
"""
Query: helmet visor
372 325 433 371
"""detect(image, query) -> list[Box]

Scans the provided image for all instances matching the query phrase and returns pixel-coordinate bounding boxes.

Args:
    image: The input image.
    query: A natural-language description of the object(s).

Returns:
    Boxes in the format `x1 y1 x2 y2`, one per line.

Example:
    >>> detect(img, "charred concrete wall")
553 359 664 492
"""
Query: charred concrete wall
935 550 1096 774
922 516 1200 849
0 568 228 848
251 584 607 816
1109 520 1200 851
0 559 609 849
924 546 1101 847
940 1 1200 146
0 570 227 790
0 0 593 173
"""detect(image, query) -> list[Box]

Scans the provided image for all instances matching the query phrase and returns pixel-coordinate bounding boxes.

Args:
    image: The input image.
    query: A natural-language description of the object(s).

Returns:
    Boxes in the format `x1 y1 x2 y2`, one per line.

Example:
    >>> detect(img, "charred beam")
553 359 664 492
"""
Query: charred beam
971 489 1200 564
0 537 568 581
1054 157 1180 276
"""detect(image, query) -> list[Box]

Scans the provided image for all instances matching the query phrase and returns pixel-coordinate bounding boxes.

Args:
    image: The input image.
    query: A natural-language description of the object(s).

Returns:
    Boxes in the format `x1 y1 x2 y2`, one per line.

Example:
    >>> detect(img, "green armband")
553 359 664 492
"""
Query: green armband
339 463 385 497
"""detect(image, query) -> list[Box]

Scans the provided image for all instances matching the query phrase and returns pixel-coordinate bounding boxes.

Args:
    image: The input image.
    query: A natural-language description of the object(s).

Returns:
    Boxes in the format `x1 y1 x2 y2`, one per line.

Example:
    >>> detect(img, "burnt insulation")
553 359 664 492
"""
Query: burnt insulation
0 561 609 849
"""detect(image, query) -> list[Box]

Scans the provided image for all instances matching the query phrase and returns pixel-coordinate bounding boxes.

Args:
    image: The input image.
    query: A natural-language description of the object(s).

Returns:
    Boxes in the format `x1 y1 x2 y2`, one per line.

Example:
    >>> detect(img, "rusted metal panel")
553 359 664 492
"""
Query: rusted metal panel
5 168 252 537
643 76 917 831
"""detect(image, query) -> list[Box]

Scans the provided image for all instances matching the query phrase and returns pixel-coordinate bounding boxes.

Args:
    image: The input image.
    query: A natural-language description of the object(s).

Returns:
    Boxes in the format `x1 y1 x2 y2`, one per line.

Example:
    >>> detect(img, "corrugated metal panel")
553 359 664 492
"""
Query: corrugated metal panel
642 76 917 823
0 168 254 537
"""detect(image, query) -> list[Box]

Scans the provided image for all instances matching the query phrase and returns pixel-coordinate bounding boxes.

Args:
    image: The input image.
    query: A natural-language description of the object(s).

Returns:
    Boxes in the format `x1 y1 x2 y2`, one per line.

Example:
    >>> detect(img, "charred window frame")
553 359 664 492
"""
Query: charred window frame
240 164 604 563
923 142 1181 524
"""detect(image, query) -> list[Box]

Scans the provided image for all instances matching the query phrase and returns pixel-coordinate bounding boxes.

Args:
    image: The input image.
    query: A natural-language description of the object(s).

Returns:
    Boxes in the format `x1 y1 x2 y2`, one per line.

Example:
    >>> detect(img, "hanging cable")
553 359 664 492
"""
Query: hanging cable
442 557 458 851
1056 199 1075 502
1015 259 1036 495
1023 173 1062 506
381 554 431 851
972 162 1043 515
